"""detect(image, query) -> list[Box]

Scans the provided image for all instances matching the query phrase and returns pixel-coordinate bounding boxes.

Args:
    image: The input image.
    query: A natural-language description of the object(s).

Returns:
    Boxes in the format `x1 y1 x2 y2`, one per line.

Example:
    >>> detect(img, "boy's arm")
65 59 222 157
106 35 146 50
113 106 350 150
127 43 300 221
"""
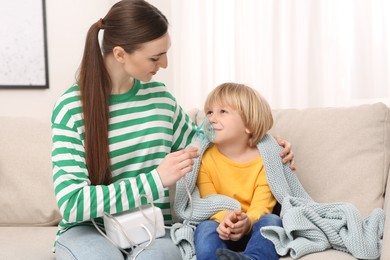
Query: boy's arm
197 163 229 222
246 167 276 223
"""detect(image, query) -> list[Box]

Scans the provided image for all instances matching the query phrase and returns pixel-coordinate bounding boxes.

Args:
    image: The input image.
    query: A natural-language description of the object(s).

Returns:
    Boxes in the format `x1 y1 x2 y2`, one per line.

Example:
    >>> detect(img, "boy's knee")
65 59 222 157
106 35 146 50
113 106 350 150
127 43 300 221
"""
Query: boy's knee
256 214 282 227
196 220 219 231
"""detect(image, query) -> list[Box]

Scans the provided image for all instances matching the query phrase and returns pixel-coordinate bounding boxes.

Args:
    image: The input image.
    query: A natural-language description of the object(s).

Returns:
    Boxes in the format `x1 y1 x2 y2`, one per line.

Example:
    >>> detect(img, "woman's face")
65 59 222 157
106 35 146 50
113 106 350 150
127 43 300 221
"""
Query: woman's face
123 33 171 82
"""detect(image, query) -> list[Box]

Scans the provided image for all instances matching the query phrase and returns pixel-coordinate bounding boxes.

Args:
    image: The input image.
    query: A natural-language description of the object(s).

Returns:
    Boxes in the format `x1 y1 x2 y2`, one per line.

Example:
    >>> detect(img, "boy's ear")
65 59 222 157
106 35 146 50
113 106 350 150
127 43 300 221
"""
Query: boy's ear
245 128 252 134
112 46 126 63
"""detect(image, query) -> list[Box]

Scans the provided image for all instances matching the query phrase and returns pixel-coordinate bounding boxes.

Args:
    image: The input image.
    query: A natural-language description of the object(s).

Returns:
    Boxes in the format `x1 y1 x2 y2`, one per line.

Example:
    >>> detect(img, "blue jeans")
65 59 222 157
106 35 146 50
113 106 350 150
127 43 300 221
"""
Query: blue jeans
55 225 182 260
194 214 282 260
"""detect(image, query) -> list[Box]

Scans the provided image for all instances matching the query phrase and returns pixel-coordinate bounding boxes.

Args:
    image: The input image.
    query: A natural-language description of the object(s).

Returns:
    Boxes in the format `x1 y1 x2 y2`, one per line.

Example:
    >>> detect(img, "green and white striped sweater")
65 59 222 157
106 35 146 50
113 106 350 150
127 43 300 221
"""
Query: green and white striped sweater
51 80 195 247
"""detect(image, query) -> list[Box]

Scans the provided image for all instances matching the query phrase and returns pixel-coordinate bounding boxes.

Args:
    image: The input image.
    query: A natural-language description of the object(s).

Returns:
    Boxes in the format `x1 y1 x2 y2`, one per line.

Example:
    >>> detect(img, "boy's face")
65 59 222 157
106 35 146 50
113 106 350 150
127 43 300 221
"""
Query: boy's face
205 105 250 145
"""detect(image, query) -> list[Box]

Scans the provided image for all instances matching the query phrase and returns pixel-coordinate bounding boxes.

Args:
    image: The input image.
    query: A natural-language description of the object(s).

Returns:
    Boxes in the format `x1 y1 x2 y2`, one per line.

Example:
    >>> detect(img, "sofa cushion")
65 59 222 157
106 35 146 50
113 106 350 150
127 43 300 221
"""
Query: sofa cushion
188 103 390 217
0 226 57 259
0 117 61 226
269 103 390 217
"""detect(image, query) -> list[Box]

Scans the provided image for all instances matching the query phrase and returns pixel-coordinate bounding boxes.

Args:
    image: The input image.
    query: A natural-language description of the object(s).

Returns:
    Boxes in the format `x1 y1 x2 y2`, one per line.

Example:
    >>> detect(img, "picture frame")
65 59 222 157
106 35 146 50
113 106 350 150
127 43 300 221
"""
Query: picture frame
0 0 49 89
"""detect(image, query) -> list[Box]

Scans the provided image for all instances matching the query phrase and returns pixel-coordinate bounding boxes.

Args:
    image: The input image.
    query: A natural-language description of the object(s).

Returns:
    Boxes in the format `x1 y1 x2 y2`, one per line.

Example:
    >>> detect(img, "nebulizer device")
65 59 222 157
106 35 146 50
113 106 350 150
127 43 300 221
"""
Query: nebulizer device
92 195 166 259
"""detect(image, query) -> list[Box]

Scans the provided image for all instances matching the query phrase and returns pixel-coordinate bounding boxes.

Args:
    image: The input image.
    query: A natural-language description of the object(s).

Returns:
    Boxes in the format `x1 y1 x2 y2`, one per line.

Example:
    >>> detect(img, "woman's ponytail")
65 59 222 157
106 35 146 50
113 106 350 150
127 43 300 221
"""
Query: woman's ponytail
78 21 112 185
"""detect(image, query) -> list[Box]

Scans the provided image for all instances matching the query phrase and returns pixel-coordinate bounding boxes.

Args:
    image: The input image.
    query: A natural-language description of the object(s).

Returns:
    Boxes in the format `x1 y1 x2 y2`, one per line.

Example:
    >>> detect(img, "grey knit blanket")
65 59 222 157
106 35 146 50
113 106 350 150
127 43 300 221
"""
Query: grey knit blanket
171 134 384 260
170 141 240 260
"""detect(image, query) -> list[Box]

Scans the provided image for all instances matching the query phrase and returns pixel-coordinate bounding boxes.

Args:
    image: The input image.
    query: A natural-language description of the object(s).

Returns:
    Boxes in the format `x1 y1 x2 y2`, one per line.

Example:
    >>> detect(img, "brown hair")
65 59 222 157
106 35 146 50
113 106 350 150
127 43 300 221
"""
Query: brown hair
78 0 168 185
204 82 273 147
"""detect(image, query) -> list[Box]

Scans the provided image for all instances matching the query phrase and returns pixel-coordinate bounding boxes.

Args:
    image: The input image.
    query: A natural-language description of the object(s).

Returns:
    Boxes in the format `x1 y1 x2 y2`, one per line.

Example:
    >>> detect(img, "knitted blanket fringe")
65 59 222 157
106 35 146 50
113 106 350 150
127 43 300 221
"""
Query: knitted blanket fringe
171 134 385 260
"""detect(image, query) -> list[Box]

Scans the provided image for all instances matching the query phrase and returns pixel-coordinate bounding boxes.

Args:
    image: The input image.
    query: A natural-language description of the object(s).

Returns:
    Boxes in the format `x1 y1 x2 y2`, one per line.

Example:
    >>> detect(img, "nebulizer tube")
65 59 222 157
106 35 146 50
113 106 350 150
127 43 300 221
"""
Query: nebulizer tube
182 117 215 222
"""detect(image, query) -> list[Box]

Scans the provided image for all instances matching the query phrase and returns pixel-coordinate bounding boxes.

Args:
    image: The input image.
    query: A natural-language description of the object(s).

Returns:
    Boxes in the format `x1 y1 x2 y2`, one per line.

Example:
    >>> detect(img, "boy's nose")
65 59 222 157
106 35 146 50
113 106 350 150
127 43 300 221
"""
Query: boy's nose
208 114 217 123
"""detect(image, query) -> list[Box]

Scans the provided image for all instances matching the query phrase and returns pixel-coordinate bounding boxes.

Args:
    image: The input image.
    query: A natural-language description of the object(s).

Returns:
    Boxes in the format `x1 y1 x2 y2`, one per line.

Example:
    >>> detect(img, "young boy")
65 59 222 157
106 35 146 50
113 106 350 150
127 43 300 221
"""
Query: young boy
194 82 282 260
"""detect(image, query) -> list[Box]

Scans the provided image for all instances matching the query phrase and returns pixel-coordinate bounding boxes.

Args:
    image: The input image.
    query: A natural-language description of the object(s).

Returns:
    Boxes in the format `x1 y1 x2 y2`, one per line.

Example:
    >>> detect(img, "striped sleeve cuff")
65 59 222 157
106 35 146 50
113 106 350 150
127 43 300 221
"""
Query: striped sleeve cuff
150 169 166 199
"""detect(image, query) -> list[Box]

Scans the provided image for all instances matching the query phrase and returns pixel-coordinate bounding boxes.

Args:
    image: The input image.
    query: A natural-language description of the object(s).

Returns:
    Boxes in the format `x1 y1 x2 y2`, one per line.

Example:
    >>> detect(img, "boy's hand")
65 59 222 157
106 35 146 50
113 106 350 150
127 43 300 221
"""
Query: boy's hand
216 210 251 241
229 211 252 241
216 210 238 240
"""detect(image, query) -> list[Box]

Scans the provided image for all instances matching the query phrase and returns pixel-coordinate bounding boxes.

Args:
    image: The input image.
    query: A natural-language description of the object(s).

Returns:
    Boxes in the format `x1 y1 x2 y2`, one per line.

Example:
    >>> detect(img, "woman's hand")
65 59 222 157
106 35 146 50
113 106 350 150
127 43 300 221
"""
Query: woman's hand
156 147 199 187
275 136 296 171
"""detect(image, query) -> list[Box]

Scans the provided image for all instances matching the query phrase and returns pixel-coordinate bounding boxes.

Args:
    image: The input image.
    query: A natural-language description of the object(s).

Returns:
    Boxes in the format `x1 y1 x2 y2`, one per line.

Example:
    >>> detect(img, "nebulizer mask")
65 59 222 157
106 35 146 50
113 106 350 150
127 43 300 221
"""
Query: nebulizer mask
188 117 215 150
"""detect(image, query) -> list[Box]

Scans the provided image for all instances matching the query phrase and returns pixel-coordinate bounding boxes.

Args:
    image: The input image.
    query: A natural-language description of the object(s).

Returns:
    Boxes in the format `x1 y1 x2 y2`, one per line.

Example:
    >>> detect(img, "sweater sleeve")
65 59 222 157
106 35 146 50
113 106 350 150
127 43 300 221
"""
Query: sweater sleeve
171 100 197 151
51 108 166 224
245 167 276 224
197 159 230 223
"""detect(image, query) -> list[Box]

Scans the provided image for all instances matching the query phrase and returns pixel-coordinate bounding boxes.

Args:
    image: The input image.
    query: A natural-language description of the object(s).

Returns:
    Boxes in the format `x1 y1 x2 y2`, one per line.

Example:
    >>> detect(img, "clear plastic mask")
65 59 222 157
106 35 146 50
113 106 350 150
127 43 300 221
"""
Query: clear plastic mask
189 117 215 150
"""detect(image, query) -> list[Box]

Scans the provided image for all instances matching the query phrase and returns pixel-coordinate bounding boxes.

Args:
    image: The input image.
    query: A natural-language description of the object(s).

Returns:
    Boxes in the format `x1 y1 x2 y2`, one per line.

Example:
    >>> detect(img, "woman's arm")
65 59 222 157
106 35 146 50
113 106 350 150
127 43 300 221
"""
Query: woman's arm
51 98 168 224
51 122 167 223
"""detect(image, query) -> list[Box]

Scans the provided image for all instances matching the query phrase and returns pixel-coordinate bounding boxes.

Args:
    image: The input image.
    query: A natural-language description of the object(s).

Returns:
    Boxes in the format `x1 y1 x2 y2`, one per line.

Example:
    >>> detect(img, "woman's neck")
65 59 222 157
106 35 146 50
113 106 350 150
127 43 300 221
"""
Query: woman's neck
105 54 134 94
111 77 134 95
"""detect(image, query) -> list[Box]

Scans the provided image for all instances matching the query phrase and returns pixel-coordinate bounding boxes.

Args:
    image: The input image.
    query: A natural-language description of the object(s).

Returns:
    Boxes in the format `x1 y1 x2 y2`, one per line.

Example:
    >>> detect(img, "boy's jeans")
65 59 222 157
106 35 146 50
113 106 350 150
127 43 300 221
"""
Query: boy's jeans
194 214 282 260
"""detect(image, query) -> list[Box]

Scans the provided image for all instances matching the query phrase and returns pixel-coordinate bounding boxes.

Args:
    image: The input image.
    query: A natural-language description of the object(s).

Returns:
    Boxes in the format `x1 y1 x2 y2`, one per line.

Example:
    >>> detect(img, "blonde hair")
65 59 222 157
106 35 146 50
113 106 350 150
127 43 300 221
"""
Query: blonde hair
204 82 273 147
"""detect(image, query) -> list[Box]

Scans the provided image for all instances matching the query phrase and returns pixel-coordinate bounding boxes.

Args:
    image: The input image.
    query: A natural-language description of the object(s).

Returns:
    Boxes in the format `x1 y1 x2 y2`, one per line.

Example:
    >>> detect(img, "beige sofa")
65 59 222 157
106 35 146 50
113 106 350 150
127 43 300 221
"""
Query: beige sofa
0 116 60 260
1 103 389 260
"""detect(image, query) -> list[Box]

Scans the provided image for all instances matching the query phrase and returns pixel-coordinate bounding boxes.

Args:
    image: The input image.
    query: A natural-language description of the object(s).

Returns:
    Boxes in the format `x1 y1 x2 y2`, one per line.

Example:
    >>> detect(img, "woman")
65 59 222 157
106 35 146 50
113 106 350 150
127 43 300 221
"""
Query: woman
51 1 294 259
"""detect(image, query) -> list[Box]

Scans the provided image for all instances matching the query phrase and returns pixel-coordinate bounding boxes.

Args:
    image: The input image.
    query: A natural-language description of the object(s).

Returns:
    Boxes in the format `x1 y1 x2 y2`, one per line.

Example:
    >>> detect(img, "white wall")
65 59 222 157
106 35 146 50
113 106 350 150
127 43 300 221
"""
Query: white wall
0 0 173 121
2 1 387 121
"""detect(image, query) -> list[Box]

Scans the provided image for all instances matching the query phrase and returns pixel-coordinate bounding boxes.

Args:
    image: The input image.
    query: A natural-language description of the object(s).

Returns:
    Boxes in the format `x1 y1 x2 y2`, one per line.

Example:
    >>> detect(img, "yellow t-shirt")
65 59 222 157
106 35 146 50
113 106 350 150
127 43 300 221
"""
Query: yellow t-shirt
197 145 276 224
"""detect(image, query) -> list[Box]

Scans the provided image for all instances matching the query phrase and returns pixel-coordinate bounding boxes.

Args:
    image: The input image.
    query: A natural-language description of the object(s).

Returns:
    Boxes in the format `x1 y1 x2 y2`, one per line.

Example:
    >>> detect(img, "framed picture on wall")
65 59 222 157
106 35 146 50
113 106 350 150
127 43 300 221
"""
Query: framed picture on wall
0 0 49 89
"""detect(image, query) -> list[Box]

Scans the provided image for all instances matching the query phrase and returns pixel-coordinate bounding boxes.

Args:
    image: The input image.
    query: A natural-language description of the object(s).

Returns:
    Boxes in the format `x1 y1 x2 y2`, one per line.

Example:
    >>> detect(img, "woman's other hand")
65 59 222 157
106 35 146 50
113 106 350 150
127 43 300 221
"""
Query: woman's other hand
275 136 296 171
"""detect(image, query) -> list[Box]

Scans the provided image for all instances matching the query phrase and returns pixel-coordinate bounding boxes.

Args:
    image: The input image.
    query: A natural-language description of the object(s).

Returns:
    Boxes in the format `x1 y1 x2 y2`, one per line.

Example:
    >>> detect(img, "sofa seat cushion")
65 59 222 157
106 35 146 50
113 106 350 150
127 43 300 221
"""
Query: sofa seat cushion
0 226 57 260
